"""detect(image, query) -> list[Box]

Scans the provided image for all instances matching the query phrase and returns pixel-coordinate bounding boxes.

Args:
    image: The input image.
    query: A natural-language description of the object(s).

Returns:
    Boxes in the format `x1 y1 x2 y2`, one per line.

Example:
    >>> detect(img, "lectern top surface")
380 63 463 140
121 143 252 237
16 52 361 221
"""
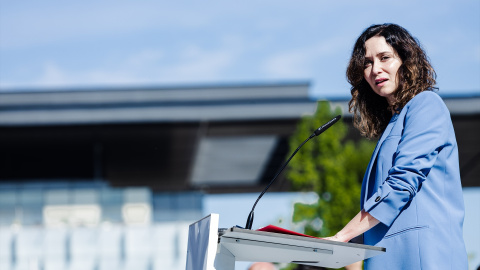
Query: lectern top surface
218 227 385 268
221 227 385 252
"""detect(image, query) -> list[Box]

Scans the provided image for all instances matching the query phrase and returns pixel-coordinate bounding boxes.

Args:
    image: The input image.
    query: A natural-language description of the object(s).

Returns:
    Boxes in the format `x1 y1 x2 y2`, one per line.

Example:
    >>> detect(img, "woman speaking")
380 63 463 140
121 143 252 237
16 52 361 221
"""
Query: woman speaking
325 24 468 269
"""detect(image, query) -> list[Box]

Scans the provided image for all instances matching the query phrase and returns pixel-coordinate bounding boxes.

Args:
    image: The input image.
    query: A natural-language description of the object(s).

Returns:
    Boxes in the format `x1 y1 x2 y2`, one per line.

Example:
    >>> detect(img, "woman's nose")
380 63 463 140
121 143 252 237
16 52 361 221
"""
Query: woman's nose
371 62 382 74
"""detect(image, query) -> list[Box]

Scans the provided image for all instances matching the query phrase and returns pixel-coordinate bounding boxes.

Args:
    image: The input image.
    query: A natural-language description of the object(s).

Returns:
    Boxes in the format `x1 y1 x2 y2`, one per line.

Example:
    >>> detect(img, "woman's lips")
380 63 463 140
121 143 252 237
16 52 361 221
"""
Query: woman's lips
375 78 388 86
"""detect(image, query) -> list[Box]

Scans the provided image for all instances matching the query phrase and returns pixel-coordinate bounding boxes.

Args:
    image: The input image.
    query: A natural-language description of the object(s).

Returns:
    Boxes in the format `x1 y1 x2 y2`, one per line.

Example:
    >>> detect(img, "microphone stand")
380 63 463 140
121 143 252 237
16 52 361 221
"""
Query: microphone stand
245 115 341 230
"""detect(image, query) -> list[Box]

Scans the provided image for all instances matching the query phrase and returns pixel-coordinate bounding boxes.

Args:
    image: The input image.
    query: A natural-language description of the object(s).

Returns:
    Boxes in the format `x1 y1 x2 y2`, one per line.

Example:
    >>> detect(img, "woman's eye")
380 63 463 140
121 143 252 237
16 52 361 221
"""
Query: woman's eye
364 61 372 68
381 56 390 61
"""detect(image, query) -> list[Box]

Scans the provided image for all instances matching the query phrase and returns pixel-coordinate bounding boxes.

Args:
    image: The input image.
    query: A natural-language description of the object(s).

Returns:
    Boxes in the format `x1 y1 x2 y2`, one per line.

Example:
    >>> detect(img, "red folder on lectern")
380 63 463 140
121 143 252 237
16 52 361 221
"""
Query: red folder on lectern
257 225 322 239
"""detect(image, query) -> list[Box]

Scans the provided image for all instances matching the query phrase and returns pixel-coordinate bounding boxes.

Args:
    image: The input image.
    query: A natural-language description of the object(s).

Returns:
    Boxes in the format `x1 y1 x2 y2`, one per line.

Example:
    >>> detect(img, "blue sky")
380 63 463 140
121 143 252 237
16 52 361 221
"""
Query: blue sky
0 0 479 98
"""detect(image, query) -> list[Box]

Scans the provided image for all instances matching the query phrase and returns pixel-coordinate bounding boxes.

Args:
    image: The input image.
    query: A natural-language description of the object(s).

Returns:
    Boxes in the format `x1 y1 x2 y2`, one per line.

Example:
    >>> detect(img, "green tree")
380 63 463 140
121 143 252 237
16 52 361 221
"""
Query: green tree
283 100 375 269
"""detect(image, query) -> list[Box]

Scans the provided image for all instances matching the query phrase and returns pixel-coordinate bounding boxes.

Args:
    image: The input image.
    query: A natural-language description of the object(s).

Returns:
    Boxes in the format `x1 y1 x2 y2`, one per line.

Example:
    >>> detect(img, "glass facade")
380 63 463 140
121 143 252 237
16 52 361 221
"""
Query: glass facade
0 181 202 270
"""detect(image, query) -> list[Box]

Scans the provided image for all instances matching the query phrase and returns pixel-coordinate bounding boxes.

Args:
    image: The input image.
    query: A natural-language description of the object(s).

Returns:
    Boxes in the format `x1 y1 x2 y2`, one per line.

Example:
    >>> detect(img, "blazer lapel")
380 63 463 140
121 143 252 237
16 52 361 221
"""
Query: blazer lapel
361 116 397 207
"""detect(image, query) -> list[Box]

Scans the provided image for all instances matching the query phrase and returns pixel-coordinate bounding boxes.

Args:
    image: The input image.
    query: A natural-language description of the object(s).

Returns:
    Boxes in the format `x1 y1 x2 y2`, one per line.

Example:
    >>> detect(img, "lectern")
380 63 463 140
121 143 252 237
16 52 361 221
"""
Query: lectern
186 214 385 270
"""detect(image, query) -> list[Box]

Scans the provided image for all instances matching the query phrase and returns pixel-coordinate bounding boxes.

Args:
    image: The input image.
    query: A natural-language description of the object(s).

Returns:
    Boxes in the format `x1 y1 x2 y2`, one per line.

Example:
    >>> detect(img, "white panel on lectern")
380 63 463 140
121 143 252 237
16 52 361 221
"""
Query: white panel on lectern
186 214 219 270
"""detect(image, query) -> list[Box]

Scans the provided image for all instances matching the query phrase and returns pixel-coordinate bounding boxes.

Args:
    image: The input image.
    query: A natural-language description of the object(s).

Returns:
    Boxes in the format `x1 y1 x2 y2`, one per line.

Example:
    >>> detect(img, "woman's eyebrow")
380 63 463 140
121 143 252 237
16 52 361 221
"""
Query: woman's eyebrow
364 51 393 59
377 51 393 55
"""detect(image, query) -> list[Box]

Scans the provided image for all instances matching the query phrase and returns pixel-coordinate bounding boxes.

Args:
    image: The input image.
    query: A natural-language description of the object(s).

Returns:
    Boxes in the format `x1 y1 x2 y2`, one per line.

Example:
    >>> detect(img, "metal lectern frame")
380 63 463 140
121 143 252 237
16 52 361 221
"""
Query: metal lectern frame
186 214 386 270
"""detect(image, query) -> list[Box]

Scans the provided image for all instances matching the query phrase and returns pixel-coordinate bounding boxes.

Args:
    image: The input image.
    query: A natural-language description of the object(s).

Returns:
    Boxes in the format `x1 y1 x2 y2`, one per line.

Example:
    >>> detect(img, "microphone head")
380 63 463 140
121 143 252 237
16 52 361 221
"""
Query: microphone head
314 115 341 136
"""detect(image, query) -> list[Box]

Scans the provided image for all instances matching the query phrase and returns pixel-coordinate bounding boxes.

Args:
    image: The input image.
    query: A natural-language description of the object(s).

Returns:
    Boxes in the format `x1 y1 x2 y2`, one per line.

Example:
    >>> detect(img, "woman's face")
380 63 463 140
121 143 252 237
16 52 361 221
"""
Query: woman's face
363 36 403 106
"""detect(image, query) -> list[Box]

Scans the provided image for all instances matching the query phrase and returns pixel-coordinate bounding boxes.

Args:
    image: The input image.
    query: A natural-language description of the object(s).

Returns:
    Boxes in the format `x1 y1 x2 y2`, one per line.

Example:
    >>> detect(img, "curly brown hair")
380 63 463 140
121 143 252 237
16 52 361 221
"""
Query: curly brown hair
347 24 437 139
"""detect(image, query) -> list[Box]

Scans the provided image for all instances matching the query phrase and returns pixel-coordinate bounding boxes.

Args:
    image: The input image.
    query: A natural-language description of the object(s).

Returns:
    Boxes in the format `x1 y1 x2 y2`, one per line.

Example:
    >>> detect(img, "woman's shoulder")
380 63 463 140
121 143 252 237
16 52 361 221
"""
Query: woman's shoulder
411 90 442 102
405 90 447 111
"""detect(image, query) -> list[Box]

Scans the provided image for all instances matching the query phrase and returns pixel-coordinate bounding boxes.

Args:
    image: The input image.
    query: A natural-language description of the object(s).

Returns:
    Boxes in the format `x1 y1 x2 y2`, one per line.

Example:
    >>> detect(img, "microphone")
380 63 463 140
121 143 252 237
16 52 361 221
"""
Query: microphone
244 115 341 230
314 115 342 137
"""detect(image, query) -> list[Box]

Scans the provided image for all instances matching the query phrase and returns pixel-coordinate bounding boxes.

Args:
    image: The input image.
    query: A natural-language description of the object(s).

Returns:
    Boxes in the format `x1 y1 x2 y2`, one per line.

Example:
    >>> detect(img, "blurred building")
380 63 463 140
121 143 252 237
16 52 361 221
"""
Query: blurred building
0 82 316 193
0 82 479 270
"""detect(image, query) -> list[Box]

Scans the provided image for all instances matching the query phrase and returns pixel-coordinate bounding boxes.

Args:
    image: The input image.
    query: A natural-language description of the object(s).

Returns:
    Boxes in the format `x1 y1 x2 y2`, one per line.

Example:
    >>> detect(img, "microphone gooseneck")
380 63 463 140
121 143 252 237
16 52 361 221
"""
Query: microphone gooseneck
244 115 341 230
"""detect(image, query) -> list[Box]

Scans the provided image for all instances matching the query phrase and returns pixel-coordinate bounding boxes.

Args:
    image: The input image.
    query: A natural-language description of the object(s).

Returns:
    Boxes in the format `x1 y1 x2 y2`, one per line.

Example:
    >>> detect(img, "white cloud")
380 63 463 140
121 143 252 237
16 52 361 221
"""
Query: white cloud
162 46 235 81
261 36 351 78
41 63 67 85
125 49 165 68
35 63 140 87
262 50 311 77
0 44 240 89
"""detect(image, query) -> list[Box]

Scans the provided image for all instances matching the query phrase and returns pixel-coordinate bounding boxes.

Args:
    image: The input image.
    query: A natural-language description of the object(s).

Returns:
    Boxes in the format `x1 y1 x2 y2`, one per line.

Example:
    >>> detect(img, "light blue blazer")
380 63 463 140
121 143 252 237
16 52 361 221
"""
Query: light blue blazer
360 91 468 269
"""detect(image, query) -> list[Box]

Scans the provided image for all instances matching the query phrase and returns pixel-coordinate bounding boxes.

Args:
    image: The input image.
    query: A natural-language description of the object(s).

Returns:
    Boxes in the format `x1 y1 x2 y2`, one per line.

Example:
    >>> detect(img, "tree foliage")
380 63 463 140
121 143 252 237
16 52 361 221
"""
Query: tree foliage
286 100 376 238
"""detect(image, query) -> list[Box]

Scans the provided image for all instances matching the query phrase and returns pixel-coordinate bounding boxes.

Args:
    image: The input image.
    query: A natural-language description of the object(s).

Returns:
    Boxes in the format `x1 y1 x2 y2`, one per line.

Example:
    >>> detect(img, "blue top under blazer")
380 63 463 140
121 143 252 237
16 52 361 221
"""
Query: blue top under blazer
360 91 468 269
